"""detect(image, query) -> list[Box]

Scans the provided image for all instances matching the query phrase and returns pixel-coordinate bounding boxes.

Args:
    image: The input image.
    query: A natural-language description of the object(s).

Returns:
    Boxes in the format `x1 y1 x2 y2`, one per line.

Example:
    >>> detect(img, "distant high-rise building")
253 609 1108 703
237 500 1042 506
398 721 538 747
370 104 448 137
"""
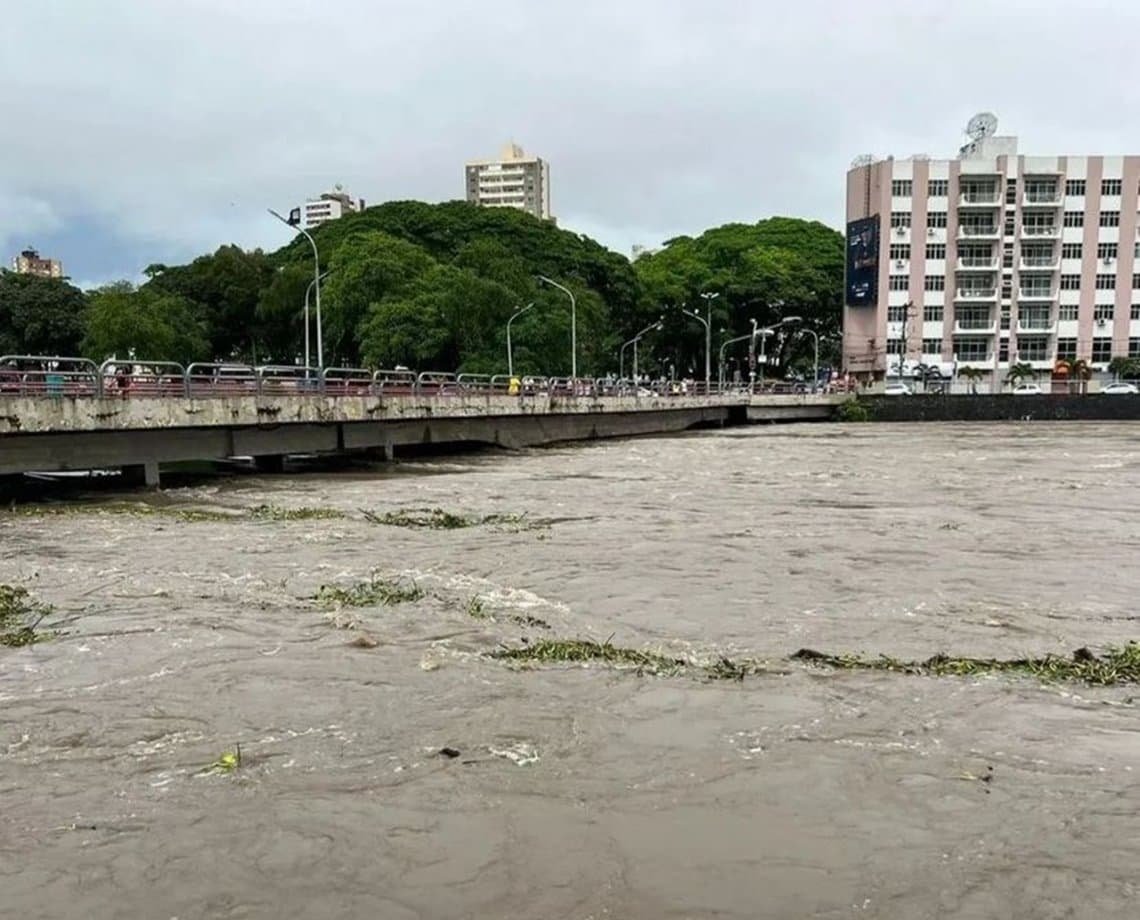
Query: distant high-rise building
12 248 62 279
291 185 364 230
465 143 552 220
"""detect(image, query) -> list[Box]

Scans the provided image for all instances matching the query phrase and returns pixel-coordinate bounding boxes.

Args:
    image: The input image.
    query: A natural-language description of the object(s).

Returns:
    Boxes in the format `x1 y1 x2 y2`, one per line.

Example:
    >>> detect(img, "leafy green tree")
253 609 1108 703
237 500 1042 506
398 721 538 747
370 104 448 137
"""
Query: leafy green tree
1107 356 1140 380
82 283 210 365
256 263 316 365
144 245 274 360
0 272 88 356
1005 362 1037 388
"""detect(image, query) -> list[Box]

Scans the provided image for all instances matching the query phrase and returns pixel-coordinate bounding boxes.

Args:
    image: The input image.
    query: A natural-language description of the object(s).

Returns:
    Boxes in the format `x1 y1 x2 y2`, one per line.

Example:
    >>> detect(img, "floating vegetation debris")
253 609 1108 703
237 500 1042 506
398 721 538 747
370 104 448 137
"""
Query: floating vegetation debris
361 507 545 531
315 574 425 609
465 594 550 630
791 644 1140 686
492 638 687 676
0 584 56 647
466 595 490 620
200 745 242 776
4 502 345 524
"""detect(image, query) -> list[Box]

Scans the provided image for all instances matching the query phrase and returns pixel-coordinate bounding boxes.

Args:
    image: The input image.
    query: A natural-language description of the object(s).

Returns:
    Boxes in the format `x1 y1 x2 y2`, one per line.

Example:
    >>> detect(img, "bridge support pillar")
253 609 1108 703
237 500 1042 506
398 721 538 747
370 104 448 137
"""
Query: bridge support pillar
122 461 161 489
254 454 286 474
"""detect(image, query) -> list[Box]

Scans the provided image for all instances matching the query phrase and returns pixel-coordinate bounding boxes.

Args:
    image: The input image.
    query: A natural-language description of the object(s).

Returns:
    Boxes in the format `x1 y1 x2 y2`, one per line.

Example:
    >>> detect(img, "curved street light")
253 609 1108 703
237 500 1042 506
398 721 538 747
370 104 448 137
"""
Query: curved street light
780 315 820 392
684 293 717 393
269 209 325 370
620 318 663 385
537 275 576 379
506 302 535 377
304 269 331 375
719 332 754 390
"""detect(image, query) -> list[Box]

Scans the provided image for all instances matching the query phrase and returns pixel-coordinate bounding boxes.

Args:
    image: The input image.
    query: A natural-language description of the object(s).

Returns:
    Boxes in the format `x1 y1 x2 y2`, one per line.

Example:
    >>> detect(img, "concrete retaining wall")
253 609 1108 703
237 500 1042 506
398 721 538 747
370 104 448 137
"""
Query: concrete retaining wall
863 394 1140 423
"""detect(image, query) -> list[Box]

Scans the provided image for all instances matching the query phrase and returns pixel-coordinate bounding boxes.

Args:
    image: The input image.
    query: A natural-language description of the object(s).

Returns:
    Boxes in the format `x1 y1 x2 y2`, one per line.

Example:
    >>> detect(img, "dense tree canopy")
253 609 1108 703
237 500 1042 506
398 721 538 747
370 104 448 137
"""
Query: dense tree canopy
0 273 87 357
2 202 844 380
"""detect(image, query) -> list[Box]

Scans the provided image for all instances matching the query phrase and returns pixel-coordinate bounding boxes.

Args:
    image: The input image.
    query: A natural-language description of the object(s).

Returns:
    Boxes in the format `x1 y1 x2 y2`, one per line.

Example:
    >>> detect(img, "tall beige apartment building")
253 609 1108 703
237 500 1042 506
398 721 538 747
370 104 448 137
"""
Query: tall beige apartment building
844 116 1140 386
465 144 552 220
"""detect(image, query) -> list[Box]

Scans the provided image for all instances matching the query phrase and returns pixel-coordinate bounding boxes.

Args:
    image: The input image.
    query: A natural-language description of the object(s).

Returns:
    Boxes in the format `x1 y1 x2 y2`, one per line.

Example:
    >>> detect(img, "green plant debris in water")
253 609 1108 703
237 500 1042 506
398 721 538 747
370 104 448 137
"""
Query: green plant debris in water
791 644 1140 686
467 595 490 620
316 574 425 609
201 745 243 776
0 584 56 647
466 595 550 630
4 502 344 523
834 399 872 423
248 504 346 521
361 507 546 531
492 639 687 676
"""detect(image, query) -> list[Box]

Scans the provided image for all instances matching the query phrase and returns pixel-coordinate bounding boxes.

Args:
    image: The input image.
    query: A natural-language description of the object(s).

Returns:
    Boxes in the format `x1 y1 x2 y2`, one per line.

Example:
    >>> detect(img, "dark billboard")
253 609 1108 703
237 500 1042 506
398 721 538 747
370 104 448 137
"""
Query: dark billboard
846 216 880 307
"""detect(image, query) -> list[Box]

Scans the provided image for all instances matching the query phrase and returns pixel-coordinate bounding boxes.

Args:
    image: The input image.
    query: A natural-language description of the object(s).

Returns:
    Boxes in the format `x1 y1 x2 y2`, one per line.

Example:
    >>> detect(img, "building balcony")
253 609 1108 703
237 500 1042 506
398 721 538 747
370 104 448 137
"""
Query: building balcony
954 321 997 335
1017 320 1057 334
958 191 1001 207
1023 192 1062 207
958 225 1000 239
957 256 997 270
1021 225 1060 240
954 357 995 370
1019 288 1057 301
1020 255 1059 270
956 287 997 301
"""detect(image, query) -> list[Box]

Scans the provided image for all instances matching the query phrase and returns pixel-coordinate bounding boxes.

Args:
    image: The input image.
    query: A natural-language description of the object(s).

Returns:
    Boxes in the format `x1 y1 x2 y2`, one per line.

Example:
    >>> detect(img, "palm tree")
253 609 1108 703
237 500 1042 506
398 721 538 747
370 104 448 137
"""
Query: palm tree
958 366 986 395
1005 362 1037 390
1056 358 1092 394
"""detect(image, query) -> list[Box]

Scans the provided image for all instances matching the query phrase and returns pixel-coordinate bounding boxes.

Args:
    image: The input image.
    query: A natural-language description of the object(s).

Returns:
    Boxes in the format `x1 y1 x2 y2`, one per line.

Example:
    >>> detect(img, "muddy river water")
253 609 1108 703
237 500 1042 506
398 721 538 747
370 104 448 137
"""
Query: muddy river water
2 422 1138 919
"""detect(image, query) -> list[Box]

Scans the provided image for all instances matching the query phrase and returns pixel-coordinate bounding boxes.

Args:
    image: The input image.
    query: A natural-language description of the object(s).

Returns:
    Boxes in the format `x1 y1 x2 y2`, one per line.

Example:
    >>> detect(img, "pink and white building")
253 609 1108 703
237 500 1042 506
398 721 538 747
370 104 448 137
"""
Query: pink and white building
844 123 1140 386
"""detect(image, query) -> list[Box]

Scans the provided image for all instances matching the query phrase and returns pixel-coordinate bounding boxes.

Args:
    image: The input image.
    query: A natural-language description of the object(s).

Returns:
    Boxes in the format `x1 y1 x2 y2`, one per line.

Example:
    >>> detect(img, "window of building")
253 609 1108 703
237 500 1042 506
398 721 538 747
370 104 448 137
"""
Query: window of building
1001 313 1011 330
1005 179 1018 204
889 275 909 291
1062 243 1083 259
923 304 944 322
1132 304 1140 320
1096 274 1117 290
927 212 947 229
1019 337 1050 361
1102 178 1123 196
922 338 942 354
1092 338 1113 362
889 244 910 260
1130 338 1140 358
998 341 1010 362
1098 243 1119 260
1133 273 1140 289
1060 274 1082 290
1004 217 1016 235
1065 179 1086 197
886 338 905 355
1056 337 1077 360
891 211 911 228
925 275 945 291
1020 305 1051 327
1136 241 1140 259
1100 211 1120 227
1060 304 1079 321
892 180 913 197
926 243 946 260
927 179 948 197
954 338 991 361
1002 282 1013 299
888 305 908 322
1095 304 1115 321
1063 211 1084 227
1003 252 1014 268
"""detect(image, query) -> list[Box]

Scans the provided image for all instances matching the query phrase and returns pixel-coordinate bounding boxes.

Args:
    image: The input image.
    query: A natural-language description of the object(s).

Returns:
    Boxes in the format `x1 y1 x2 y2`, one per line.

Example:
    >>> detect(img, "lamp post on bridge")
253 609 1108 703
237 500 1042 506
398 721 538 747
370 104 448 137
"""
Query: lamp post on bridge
537 275 576 379
269 208 325 371
719 332 754 390
304 269 331 376
683 291 717 393
621 318 663 390
780 316 819 392
506 302 534 378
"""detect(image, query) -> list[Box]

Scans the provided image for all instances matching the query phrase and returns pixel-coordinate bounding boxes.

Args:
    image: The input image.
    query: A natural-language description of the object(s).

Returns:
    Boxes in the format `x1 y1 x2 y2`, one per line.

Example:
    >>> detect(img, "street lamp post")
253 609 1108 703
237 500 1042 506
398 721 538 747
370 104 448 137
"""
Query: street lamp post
304 270 331 373
781 316 819 392
269 209 325 370
506 302 534 377
621 319 663 390
698 292 719 391
537 275 576 379
718 332 753 390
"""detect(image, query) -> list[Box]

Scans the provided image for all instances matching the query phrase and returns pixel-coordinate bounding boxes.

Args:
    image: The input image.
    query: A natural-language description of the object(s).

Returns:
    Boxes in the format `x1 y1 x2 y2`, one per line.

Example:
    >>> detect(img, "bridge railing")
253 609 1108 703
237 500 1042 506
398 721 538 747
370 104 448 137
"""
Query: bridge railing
0 355 101 397
321 367 373 396
416 371 457 396
100 360 187 397
186 363 260 398
373 369 416 394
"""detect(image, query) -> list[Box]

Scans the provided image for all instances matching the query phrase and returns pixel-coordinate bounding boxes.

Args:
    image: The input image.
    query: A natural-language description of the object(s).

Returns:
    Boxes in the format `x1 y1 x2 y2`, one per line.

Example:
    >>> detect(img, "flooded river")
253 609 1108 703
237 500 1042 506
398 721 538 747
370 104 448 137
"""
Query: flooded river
2 422 1138 919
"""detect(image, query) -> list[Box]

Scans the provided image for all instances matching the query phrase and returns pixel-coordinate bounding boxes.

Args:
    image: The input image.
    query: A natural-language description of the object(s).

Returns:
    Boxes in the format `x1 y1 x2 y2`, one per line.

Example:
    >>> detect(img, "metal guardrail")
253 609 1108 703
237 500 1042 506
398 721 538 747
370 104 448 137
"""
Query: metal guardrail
0 354 845 400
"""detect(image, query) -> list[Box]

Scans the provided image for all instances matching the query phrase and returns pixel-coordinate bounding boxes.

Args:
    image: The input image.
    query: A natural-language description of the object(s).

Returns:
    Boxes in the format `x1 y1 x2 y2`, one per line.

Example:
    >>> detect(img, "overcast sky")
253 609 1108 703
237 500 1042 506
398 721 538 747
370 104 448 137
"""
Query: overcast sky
3 0 1139 286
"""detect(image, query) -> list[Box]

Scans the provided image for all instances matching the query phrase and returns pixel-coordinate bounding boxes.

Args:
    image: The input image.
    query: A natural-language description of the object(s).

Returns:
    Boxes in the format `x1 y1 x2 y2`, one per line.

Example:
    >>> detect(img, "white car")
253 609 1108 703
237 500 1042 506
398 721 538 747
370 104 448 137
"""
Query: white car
1101 381 1139 395
1012 383 1044 395
883 382 912 396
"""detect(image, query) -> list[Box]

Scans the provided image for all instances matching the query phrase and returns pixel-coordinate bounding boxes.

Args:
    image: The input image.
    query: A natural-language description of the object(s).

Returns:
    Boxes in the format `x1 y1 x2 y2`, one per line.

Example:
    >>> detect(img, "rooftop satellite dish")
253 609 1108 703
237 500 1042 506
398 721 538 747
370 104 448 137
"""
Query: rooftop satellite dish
966 112 998 141
851 154 875 168
334 182 344 192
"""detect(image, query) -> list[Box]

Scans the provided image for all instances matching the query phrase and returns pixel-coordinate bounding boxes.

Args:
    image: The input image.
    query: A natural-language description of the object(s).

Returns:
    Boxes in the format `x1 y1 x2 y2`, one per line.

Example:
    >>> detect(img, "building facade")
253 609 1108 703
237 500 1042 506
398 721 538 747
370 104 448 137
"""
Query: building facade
465 144 552 220
12 248 63 278
296 185 364 230
844 131 1140 386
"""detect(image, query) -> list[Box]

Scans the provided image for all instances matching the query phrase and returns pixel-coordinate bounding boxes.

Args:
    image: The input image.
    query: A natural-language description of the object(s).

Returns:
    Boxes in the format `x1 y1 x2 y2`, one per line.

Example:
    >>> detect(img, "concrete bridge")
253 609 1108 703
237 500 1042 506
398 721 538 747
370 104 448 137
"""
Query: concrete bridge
0 390 845 486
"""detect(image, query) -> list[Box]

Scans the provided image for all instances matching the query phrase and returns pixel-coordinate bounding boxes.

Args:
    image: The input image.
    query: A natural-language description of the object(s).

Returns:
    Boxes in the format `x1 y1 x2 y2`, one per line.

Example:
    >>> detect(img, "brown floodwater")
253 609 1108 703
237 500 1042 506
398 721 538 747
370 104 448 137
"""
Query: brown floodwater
1 422 1138 919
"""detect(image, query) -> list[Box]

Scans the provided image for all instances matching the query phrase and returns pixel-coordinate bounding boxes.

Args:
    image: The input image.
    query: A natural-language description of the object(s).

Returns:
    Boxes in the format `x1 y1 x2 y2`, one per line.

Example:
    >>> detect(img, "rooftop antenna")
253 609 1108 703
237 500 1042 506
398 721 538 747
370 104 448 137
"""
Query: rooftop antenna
850 154 875 168
965 112 998 141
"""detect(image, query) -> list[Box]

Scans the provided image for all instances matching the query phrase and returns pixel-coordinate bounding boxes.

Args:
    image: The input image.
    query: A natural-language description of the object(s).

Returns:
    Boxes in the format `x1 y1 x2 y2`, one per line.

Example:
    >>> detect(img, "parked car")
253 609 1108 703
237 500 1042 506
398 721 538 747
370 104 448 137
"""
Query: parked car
1101 381 1139 395
1012 383 1044 395
883 382 913 396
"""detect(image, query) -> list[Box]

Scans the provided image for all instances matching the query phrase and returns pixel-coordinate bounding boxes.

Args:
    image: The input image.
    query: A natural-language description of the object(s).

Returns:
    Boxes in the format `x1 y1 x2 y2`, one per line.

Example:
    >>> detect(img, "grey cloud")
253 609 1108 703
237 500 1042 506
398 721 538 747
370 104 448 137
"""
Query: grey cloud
2 0 1138 280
